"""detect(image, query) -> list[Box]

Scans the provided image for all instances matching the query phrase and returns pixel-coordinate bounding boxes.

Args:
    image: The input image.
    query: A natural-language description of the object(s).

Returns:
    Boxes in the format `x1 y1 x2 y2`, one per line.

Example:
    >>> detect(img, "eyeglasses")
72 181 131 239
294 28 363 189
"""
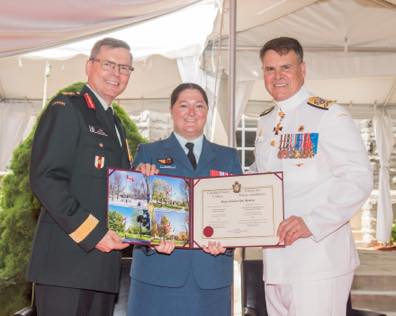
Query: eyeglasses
90 58 134 75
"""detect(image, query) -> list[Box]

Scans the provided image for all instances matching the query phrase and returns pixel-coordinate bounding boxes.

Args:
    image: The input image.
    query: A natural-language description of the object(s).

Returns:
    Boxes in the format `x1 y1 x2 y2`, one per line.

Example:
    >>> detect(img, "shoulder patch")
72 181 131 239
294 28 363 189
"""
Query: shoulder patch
259 106 275 117
307 96 335 110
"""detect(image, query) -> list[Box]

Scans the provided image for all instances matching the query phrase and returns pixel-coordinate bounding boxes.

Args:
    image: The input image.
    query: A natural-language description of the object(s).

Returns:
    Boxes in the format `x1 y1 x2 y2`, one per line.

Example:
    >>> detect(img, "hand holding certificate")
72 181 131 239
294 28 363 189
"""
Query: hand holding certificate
107 169 284 248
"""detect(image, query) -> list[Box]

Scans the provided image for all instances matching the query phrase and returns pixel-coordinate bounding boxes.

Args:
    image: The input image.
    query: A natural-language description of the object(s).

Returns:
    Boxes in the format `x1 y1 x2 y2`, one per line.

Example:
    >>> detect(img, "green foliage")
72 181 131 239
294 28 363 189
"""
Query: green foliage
0 82 146 315
108 211 126 233
391 220 396 244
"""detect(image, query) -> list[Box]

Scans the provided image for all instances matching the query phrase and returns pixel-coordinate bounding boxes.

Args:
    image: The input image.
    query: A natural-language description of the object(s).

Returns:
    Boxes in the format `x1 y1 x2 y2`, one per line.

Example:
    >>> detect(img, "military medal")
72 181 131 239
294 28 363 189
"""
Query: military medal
94 155 105 169
273 109 285 135
273 123 283 135
277 134 288 159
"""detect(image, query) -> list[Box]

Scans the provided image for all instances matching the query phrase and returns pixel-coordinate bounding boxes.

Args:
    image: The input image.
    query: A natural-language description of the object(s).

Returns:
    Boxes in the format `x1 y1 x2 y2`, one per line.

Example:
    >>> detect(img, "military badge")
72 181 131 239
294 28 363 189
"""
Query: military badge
94 155 105 169
89 125 108 136
157 157 173 165
307 96 335 110
84 93 96 110
298 125 304 132
232 181 241 193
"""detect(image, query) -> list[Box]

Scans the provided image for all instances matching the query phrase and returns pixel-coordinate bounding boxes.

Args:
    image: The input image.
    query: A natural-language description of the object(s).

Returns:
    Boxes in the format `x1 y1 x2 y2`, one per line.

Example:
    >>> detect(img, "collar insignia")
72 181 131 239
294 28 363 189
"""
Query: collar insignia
157 157 173 165
307 96 335 110
84 92 96 110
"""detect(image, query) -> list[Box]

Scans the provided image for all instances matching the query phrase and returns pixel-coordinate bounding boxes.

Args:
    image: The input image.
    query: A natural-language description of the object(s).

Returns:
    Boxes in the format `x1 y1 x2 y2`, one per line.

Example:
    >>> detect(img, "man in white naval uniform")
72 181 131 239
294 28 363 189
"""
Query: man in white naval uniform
251 37 372 316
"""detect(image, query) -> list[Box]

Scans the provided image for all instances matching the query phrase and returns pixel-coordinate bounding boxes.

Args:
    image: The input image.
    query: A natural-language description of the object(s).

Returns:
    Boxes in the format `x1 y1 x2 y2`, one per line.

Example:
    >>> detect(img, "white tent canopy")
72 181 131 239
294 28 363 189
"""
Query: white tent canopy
0 0 201 58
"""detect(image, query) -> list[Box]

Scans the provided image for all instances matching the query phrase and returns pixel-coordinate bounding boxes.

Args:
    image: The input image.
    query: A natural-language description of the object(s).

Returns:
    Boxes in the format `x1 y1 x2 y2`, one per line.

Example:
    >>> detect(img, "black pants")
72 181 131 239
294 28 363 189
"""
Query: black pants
35 283 116 316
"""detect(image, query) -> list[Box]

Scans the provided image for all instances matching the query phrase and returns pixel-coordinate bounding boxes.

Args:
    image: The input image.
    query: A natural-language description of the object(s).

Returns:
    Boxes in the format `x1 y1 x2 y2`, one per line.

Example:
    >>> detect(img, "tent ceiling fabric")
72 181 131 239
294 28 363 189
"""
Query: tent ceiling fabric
0 0 200 58
203 0 396 105
21 0 219 61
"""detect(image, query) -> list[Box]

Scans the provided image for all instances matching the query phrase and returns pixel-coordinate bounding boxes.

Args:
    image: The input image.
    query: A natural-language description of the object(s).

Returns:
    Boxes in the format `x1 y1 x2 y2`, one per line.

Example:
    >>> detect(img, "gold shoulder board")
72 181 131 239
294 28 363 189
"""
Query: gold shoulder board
307 96 335 110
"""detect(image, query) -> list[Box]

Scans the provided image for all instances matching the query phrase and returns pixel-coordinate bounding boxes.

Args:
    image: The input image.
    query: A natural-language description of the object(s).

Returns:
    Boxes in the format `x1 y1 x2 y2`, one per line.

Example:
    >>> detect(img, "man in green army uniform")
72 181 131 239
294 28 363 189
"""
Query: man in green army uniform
28 38 133 316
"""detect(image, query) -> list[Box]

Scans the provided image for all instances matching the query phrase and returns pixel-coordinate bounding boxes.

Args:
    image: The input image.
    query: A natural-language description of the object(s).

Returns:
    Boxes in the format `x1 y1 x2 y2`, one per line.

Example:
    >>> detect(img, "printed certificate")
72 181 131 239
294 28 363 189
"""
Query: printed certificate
107 169 283 248
192 173 284 247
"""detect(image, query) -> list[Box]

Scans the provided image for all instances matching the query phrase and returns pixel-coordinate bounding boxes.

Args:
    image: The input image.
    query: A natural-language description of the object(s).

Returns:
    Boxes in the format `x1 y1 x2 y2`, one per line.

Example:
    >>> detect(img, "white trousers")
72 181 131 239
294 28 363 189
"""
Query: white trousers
264 272 354 316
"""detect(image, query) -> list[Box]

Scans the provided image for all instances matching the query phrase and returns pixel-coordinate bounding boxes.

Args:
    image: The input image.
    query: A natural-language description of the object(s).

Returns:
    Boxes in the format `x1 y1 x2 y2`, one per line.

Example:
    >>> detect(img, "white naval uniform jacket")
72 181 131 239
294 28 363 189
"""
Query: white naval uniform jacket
252 86 372 284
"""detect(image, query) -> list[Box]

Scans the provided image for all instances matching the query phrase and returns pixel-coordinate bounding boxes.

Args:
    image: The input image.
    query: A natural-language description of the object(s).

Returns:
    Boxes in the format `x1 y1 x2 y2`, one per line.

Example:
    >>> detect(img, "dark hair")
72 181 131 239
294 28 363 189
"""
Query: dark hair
259 37 303 62
90 37 132 60
170 83 209 108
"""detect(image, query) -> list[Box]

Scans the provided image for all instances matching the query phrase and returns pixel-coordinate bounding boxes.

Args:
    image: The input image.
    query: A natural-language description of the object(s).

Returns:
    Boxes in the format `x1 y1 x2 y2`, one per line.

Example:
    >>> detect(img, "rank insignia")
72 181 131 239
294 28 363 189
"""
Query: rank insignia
51 100 66 106
94 155 105 169
84 93 96 110
307 96 335 110
157 157 173 165
61 91 79 96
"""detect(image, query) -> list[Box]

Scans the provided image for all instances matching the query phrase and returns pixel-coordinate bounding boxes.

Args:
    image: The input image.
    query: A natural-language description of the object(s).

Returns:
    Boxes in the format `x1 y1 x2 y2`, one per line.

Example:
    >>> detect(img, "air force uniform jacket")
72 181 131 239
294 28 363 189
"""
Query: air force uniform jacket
28 85 130 292
130 133 242 289
252 86 372 283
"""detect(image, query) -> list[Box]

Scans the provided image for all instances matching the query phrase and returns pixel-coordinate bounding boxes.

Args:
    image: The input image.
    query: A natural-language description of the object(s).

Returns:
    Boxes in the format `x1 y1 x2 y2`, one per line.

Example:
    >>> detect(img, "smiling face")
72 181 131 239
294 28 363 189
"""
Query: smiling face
86 46 132 104
261 49 306 102
171 88 208 140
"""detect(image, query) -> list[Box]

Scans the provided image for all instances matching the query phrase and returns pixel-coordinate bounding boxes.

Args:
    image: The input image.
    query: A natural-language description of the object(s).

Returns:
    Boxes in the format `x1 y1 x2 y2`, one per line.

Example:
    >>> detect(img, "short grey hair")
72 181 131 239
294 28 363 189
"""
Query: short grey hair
90 37 132 61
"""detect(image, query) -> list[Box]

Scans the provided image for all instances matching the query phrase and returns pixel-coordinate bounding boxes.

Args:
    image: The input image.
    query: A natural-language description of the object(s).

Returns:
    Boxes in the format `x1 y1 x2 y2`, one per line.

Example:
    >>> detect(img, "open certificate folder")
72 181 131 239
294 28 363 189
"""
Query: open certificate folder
107 169 284 248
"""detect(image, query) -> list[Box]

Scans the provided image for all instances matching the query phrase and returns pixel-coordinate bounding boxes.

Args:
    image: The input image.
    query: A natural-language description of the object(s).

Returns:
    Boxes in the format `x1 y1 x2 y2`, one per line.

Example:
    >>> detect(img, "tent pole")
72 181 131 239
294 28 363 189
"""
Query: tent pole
42 61 51 109
228 0 236 147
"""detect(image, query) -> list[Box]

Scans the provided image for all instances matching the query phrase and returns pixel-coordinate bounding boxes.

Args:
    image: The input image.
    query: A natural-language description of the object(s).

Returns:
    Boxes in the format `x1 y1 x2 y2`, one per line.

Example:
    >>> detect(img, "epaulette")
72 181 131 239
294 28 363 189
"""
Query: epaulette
51 100 66 107
307 96 335 110
61 91 80 96
259 106 275 117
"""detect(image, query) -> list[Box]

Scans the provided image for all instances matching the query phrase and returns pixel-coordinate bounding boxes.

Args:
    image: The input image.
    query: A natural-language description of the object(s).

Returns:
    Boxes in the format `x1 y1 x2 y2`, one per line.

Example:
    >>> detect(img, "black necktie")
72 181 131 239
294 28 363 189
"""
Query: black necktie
106 107 116 126
185 142 197 169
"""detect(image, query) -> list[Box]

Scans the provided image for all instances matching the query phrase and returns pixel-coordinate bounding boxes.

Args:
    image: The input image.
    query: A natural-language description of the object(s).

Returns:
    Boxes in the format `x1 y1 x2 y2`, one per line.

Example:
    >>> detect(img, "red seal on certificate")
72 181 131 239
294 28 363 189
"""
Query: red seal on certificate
203 226 214 237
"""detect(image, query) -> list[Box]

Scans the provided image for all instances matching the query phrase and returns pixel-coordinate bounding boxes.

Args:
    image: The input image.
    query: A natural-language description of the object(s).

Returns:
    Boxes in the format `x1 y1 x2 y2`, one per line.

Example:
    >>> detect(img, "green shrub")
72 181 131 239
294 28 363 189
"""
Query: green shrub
0 82 146 315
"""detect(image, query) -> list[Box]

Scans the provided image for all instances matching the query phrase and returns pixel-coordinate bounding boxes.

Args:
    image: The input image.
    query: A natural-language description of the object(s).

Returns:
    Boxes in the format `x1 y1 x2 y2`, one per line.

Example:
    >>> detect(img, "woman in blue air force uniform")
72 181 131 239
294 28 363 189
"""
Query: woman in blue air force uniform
127 83 242 316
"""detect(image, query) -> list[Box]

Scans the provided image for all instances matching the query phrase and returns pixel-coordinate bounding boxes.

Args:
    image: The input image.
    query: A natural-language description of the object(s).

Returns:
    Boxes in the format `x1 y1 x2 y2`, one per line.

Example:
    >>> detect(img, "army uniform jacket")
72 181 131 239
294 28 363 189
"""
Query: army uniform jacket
252 86 372 283
28 85 130 292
